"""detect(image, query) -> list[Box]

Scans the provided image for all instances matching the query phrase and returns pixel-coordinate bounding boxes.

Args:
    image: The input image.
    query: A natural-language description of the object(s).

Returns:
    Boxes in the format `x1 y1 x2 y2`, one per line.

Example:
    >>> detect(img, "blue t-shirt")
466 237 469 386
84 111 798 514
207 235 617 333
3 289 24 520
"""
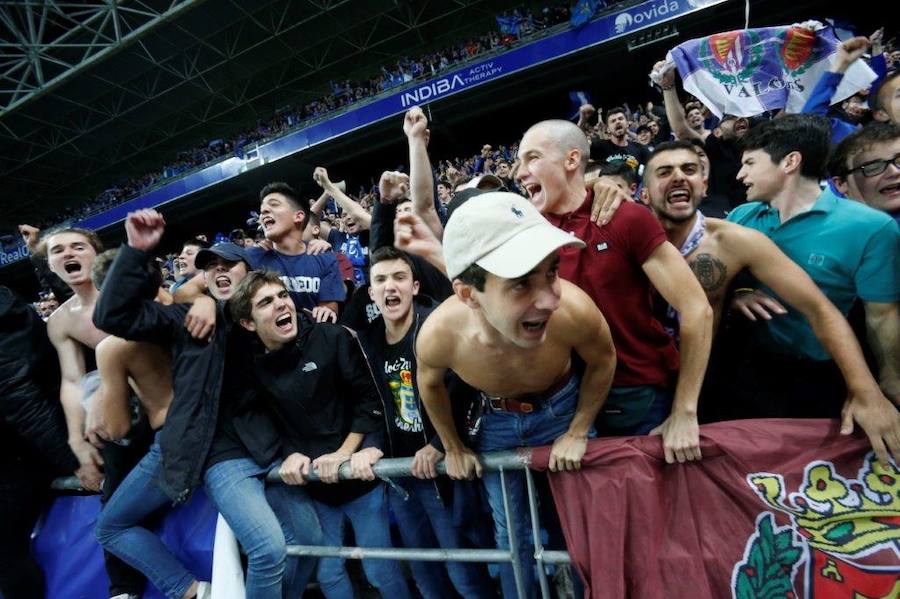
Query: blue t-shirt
727 188 900 360
245 247 346 311
328 229 369 287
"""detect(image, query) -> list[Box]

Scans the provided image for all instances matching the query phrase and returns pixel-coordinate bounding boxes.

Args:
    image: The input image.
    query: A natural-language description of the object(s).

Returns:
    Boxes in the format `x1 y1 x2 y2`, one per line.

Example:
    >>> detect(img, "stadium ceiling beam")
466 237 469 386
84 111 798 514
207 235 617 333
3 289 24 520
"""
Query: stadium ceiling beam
41 0 483 197
0 0 210 118
0 0 357 180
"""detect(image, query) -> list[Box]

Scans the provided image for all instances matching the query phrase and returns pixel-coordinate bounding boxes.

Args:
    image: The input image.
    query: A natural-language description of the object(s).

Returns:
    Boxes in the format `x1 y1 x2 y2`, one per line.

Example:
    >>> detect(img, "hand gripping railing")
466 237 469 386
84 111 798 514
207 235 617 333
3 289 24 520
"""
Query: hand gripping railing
52 448 572 599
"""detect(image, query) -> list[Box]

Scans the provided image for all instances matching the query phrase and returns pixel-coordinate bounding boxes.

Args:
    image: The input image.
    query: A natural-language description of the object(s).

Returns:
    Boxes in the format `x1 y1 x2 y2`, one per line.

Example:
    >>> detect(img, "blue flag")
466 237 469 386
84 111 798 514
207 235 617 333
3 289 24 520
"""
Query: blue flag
569 90 593 119
668 24 876 117
571 0 602 28
496 15 520 36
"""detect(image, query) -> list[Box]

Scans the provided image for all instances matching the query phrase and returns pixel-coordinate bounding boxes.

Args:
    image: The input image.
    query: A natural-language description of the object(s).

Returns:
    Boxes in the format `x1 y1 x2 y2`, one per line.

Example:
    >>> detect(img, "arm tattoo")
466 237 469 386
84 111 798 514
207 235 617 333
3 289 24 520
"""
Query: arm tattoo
689 253 727 293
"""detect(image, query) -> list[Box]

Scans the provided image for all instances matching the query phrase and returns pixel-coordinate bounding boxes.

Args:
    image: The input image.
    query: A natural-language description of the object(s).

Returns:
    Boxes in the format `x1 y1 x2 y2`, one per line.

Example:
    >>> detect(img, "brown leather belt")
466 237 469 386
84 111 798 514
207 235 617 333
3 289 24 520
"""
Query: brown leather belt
483 370 575 414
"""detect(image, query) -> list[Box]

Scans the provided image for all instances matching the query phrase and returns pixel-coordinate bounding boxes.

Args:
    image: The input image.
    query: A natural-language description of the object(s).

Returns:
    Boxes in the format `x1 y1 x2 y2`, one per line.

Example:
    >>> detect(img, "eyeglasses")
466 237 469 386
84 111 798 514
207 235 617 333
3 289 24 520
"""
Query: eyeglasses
848 153 900 177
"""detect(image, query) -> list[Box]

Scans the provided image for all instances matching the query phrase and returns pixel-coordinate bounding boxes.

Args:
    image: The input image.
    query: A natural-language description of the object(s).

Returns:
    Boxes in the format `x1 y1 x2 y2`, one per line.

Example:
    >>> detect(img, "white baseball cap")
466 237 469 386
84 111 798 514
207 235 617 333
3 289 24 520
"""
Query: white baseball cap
443 191 585 281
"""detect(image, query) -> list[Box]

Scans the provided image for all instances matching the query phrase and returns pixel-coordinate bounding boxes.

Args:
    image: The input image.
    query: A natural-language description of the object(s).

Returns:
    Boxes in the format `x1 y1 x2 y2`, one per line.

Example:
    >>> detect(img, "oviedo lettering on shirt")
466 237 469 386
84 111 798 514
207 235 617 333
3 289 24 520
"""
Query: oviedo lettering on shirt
280 275 321 294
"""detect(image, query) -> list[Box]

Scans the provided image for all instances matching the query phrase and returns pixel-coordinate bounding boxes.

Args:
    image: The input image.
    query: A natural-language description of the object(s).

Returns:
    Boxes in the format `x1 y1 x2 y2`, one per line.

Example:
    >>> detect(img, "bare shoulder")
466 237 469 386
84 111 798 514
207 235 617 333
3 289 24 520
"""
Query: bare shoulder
46 300 74 340
556 279 603 327
708 217 767 249
416 296 464 366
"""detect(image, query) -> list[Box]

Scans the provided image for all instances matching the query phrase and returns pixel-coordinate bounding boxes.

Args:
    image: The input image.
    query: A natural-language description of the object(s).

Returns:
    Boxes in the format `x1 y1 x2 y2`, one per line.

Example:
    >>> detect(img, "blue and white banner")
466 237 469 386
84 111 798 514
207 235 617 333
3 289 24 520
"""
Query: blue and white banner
668 22 876 118
3 0 725 268
0 240 29 266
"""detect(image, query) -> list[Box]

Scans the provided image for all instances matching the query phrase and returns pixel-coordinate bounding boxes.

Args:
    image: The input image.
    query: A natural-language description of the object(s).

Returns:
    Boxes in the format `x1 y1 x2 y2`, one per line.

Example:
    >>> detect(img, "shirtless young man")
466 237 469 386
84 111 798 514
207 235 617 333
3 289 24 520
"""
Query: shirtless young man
641 140 900 464
43 227 162 599
416 191 616 599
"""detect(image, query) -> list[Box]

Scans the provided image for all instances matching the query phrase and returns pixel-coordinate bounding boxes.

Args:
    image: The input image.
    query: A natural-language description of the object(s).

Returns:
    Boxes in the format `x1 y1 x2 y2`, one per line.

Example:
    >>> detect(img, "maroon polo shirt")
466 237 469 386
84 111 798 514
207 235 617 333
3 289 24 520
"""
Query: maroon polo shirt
544 193 679 388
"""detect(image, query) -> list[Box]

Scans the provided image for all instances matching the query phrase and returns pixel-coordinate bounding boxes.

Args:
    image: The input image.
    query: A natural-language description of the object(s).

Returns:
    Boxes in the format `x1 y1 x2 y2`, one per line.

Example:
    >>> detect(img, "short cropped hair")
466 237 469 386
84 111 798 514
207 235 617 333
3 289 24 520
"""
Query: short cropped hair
828 122 900 178
455 263 487 291
370 246 416 276
525 119 590 171
259 182 311 229
598 160 638 186
229 270 285 322
645 139 701 175
605 107 627 123
739 114 831 179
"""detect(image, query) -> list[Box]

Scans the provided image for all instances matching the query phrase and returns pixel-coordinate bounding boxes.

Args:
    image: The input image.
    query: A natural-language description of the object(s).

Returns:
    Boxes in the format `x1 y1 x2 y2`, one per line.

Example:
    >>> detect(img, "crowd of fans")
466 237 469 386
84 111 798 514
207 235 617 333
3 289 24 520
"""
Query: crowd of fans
37 2 581 229
3 13 899 599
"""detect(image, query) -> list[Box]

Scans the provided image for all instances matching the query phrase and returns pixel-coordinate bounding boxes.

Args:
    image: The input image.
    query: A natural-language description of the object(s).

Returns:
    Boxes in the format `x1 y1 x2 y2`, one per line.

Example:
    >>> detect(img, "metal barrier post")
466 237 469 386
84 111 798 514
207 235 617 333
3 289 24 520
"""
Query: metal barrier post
500 466 530 598
525 467 552 599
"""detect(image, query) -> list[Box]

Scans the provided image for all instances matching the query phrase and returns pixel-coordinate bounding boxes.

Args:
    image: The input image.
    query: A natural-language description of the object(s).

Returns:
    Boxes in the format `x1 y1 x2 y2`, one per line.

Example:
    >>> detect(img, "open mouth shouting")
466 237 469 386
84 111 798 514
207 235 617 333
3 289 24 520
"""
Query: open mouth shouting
260 215 276 231
274 311 294 334
666 186 692 206
384 294 402 309
214 275 232 290
63 260 82 274
520 315 549 339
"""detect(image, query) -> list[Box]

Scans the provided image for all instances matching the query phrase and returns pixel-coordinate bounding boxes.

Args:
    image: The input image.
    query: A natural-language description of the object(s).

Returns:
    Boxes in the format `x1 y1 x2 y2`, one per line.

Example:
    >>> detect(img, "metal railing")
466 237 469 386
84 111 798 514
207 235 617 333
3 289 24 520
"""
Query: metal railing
53 448 572 599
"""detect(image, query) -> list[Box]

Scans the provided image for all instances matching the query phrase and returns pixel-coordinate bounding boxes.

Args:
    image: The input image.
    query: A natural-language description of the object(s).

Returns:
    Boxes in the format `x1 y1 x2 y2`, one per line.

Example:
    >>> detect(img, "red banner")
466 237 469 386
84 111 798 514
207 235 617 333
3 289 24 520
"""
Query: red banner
531 419 900 599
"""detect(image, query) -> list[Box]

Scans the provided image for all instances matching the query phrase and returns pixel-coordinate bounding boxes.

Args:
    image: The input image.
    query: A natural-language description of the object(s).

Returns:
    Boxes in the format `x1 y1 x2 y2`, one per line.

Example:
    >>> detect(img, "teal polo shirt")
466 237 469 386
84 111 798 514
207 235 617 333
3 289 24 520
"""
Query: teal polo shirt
727 187 900 361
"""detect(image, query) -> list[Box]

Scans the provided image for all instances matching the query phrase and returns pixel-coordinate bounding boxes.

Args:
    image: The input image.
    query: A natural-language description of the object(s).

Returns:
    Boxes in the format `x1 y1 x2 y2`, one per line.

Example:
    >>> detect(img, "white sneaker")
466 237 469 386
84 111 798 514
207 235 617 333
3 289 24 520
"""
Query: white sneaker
195 581 212 599
109 595 139 599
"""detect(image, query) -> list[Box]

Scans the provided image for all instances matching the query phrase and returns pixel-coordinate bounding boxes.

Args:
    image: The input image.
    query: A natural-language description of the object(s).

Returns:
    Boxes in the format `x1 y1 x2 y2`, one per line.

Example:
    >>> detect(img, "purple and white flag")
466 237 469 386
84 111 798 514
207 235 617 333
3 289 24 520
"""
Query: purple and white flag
666 22 876 118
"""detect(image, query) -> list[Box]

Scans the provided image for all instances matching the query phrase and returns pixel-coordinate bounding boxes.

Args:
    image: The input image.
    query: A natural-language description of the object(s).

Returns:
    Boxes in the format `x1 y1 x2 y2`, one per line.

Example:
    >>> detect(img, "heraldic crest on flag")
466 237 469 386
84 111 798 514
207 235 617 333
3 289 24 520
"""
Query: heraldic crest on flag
667 21 877 118
733 453 900 598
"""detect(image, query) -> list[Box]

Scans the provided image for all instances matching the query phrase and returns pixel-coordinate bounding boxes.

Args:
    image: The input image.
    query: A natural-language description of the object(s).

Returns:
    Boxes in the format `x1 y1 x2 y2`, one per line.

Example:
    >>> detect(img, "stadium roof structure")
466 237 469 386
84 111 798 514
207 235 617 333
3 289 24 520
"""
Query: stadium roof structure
0 0 520 226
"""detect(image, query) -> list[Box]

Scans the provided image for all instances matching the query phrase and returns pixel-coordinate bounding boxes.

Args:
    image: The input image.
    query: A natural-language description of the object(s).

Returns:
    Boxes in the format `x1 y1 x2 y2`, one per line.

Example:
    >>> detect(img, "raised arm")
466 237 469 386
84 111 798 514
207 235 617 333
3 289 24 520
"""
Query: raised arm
313 167 371 229
801 36 869 116
655 61 705 142
642 241 713 463
403 107 444 239
94 210 187 343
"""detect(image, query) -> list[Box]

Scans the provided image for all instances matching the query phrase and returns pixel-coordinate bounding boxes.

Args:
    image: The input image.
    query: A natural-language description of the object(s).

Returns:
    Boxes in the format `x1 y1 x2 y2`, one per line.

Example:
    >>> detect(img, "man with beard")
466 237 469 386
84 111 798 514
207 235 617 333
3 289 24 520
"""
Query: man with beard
655 61 748 211
640 141 900 465
589 107 651 174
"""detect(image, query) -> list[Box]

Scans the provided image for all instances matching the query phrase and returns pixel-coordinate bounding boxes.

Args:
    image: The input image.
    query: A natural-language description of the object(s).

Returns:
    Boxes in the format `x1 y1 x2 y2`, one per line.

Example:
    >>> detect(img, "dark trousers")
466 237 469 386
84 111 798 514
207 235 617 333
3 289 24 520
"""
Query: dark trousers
99 416 154 597
701 331 847 423
0 461 51 599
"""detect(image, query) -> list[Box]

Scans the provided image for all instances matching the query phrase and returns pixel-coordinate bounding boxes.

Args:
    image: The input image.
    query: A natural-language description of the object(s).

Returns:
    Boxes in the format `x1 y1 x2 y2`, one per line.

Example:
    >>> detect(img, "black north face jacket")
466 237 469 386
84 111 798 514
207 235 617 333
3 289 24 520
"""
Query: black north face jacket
94 244 279 503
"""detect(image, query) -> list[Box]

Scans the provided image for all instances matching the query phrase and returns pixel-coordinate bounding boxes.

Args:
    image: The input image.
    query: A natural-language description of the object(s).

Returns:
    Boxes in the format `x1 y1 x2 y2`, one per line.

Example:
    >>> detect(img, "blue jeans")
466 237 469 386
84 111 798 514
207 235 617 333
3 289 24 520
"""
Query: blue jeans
95 433 301 599
265 482 323 597
313 484 412 599
476 374 592 599
388 478 494 599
